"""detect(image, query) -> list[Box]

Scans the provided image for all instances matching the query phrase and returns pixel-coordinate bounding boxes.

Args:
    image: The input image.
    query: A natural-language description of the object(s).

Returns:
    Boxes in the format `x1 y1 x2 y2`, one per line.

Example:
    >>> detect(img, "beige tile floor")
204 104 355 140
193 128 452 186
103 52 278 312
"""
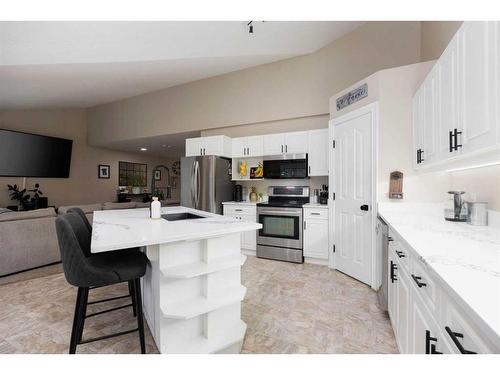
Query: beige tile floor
0 256 397 354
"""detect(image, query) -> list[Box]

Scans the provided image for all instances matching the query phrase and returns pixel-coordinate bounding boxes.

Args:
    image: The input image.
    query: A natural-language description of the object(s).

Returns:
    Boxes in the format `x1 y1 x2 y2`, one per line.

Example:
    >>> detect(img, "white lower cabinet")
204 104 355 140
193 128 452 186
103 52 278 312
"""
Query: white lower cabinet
387 228 499 354
303 206 329 260
222 204 257 252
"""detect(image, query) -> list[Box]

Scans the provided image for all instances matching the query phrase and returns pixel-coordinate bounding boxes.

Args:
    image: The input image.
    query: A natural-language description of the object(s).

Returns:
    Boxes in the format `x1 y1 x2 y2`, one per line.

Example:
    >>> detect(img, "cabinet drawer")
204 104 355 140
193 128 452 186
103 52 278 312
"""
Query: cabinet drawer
390 239 410 272
223 205 256 217
303 207 328 220
410 257 438 315
442 295 496 354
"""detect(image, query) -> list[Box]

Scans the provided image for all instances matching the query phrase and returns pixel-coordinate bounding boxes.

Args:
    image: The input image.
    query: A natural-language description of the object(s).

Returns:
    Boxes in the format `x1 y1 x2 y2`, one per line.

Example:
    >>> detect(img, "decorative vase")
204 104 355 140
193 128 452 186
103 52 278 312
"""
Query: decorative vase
249 187 258 202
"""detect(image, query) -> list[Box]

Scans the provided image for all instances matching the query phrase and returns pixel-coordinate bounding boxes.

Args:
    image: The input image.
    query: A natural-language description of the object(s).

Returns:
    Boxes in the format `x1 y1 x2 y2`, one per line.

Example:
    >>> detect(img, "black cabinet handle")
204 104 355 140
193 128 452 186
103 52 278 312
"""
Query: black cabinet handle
387 236 394 242
445 327 477 354
360 204 369 211
419 149 424 163
449 130 454 152
416 149 425 164
390 261 398 283
411 274 427 288
281 145 283 153
425 330 442 354
396 250 406 258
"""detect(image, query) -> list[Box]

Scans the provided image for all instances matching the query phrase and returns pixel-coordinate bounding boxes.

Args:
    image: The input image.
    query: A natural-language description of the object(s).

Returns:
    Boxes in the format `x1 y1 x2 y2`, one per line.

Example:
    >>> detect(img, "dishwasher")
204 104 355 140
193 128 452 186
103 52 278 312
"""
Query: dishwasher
376 216 391 311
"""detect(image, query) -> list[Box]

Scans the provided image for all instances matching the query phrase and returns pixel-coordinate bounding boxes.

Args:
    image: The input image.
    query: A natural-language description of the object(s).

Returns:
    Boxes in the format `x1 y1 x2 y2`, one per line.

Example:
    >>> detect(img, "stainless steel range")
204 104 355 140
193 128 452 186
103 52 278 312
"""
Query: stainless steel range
256 186 310 263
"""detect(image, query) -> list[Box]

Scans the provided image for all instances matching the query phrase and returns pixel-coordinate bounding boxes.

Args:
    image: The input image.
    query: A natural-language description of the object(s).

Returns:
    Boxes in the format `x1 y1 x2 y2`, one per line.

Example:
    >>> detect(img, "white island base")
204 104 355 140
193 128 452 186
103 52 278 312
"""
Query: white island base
141 232 247 354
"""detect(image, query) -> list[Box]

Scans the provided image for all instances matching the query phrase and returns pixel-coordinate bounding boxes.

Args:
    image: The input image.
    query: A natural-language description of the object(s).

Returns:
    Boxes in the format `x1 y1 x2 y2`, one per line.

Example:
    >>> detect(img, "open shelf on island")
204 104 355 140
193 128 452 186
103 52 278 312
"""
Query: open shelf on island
164 320 247 354
160 254 247 279
161 285 247 320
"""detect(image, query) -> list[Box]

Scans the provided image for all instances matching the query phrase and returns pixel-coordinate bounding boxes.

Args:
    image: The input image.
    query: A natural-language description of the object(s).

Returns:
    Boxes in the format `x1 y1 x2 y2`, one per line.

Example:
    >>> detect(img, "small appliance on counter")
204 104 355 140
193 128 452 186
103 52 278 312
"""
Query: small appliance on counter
234 184 243 202
466 201 488 226
319 185 328 205
444 191 468 222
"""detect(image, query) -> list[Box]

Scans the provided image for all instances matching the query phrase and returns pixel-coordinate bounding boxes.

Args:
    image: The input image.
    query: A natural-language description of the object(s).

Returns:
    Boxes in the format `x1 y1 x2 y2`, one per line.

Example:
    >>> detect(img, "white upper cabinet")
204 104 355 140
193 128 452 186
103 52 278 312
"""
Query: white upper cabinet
458 21 498 153
232 136 264 157
413 21 500 169
284 131 309 153
185 136 231 157
185 137 203 157
262 131 308 155
263 133 286 155
308 128 329 176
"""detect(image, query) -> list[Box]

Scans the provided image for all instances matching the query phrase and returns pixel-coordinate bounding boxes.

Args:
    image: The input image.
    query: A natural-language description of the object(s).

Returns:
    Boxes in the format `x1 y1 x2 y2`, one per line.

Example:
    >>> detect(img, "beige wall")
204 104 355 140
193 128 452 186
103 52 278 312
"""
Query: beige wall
420 21 463 61
88 22 422 146
0 109 179 208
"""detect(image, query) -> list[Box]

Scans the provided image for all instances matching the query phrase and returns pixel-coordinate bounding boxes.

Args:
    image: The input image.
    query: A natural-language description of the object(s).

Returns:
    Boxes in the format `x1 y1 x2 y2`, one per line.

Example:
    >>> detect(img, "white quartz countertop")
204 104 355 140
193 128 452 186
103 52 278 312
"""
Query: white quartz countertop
378 202 500 343
91 206 262 253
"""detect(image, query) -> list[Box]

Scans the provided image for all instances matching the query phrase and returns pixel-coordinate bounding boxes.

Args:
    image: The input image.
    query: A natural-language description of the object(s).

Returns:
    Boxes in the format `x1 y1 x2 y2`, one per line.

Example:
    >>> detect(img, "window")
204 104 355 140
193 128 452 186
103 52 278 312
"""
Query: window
118 161 147 187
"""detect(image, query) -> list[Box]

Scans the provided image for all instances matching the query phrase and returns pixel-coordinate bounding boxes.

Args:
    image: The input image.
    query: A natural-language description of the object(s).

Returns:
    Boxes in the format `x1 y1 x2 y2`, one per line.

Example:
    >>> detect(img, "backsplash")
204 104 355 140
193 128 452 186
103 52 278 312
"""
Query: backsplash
237 176 328 201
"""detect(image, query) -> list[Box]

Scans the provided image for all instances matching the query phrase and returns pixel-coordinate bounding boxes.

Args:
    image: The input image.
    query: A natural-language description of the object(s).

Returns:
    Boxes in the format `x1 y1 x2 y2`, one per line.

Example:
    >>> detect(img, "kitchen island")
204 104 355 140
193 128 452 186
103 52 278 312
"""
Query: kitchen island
91 206 261 354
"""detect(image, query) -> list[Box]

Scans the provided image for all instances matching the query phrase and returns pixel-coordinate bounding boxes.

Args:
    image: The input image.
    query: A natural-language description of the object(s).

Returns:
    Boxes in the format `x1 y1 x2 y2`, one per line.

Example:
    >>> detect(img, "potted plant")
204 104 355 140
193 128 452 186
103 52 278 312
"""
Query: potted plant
7 184 30 211
28 183 45 209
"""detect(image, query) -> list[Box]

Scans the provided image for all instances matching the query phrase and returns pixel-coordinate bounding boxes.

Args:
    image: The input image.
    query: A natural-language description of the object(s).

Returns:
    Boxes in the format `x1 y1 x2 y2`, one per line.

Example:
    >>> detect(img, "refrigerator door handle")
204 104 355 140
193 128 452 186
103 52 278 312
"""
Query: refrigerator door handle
195 160 201 208
191 162 196 208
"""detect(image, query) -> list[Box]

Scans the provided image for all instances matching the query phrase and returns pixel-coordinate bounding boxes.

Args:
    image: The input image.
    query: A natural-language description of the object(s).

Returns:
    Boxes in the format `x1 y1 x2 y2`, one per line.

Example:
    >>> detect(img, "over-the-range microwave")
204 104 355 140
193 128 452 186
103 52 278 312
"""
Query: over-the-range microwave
263 154 308 179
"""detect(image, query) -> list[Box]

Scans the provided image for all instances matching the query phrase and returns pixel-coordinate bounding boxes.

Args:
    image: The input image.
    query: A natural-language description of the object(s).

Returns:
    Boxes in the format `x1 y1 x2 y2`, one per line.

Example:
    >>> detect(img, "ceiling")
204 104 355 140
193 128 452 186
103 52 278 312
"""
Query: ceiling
0 21 364 108
105 130 202 159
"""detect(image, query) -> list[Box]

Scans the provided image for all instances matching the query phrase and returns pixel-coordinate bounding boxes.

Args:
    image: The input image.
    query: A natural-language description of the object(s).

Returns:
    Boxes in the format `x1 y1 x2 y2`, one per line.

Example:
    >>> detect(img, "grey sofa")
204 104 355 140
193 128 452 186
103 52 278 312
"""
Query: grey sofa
0 200 179 277
0 207 60 276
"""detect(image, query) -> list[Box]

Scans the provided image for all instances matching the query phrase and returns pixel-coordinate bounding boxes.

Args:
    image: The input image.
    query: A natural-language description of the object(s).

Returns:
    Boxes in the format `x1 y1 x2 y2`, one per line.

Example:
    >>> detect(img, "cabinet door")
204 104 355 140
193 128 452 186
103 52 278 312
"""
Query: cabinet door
239 213 257 250
437 37 459 160
285 131 309 153
388 251 398 329
411 292 454 354
202 136 224 156
396 268 411 353
232 137 246 158
185 138 202 156
246 135 264 157
458 22 497 153
412 88 425 168
308 129 329 176
263 133 285 155
303 218 328 259
422 68 439 164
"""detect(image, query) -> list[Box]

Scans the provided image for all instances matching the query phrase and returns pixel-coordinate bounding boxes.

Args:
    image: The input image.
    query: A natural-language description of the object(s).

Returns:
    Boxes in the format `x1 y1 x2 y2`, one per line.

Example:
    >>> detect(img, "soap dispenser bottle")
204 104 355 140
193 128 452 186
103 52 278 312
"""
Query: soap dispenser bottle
151 197 161 219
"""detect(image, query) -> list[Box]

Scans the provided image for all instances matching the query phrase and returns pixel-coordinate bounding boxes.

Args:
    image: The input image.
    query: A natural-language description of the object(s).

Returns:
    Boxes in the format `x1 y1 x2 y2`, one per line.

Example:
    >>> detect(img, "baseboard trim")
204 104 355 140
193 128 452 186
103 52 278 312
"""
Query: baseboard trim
0 261 62 279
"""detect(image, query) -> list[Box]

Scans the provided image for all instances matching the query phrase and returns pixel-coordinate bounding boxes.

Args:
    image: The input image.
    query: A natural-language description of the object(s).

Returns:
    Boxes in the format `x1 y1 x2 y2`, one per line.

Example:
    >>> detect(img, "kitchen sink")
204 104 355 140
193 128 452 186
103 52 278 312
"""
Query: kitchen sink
161 212 206 221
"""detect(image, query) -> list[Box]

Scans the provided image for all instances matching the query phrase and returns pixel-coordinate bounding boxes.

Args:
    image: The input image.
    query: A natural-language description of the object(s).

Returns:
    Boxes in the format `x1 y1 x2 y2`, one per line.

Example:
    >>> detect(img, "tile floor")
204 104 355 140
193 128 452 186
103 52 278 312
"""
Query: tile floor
0 256 397 354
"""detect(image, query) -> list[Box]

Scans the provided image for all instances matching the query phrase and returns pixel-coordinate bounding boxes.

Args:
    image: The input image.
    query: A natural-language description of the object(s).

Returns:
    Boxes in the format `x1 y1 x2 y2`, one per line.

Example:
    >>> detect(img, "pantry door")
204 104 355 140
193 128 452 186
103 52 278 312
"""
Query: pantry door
329 103 377 286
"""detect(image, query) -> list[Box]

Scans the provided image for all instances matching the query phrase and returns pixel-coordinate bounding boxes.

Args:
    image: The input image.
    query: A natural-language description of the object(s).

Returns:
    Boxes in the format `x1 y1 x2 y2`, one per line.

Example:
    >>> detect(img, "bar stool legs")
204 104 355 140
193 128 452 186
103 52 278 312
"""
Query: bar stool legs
69 279 145 354
133 278 146 354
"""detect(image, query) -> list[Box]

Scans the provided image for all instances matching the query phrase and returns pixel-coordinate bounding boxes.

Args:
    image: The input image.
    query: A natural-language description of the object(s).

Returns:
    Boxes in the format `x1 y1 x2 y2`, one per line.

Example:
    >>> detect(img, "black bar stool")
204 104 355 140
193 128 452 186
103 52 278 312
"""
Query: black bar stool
67 207 139 316
55 212 148 354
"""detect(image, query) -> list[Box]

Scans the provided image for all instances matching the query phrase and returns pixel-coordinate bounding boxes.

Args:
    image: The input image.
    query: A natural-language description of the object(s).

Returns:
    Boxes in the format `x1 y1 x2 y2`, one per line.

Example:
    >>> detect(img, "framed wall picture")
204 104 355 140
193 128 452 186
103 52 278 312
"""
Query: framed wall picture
154 169 161 181
98 164 110 179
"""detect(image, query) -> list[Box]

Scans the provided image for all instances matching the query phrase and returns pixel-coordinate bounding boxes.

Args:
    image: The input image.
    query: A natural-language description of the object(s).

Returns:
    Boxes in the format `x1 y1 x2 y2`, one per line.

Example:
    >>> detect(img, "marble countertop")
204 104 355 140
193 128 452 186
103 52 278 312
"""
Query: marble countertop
91 206 262 253
378 202 500 342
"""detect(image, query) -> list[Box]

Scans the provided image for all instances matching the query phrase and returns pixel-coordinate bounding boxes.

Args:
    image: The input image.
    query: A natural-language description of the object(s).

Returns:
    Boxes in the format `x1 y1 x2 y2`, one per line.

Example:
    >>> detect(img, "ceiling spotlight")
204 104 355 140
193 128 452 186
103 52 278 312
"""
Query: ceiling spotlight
140 147 147 151
247 21 253 34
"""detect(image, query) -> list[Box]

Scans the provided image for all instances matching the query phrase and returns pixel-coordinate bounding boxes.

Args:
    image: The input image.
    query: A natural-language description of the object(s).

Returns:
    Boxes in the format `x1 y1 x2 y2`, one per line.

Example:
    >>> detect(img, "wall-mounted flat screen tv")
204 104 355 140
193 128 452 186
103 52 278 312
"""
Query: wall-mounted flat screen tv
0 129 73 178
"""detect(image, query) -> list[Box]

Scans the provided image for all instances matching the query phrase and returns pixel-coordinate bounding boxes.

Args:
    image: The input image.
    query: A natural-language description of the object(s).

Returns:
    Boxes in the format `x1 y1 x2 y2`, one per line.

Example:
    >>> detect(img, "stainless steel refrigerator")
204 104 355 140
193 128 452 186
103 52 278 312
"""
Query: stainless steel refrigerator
180 156 234 214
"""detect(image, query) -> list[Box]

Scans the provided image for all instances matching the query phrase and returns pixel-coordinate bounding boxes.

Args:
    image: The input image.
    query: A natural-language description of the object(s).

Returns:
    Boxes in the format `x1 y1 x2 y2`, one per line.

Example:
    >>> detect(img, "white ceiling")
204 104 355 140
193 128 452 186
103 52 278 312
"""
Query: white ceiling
0 21 364 108
106 130 201 159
